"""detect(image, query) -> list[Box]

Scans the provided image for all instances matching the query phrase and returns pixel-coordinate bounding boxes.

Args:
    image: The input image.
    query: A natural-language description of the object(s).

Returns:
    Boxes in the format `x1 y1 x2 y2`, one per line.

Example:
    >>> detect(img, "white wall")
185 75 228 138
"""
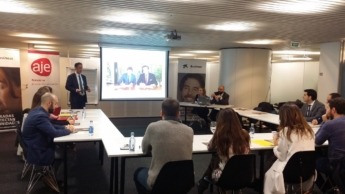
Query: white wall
271 61 319 104
318 42 341 104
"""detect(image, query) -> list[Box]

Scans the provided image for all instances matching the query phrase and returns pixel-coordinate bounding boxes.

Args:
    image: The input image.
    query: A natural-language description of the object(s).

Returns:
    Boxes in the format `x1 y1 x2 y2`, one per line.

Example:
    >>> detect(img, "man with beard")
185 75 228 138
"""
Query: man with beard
22 93 75 167
209 85 230 121
315 97 345 192
178 74 205 102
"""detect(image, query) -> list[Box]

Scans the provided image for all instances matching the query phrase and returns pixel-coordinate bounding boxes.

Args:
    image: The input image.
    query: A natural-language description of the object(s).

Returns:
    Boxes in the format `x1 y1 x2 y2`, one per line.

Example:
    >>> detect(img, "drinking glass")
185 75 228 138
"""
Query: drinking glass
210 121 216 133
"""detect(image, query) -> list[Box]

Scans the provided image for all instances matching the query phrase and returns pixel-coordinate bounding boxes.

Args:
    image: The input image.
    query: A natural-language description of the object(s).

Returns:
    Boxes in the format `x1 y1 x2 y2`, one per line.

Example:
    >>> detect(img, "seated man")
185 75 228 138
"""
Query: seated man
315 97 345 192
209 85 229 121
137 65 158 88
118 67 136 88
134 98 194 193
22 93 75 166
301 89 326 122
312 92 341 125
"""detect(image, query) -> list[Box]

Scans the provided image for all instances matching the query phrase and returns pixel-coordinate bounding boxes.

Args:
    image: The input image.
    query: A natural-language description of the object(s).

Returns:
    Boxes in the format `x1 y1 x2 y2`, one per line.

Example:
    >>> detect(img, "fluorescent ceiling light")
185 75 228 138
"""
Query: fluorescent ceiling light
255 0 341 14
79 48 100 52
103 12 158 24
33 45 57 49
96 29 136 36
0 1 43 14
237 39 283 45
23 40 56 45
204 22 257 31
273 50 320 55
189 50 217 54
174 53 195 57
11 33 54 39
282 56 312 61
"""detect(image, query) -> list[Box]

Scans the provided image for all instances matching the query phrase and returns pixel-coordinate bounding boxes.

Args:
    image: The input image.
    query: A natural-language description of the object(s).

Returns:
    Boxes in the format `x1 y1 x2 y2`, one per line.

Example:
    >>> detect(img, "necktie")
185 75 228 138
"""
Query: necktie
307 105 311 116
78 74 84 95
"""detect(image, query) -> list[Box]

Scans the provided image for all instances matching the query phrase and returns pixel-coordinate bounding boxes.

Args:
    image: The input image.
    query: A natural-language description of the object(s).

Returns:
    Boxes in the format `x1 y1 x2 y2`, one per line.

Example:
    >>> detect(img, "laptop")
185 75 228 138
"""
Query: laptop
197 96 211 106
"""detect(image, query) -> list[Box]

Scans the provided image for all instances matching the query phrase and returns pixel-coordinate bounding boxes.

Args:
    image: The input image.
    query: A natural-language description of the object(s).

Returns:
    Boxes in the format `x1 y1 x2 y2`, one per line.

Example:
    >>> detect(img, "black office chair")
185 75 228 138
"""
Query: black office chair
150 160 195 194
16 114 32 180
331 157 345 193
207 154 256 194
283 150 316 194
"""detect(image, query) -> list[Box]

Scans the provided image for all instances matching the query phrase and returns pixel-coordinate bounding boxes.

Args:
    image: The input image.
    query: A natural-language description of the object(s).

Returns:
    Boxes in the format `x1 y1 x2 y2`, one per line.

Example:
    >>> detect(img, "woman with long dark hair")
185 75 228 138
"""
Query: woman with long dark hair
197 108 250 193
264 103 315 194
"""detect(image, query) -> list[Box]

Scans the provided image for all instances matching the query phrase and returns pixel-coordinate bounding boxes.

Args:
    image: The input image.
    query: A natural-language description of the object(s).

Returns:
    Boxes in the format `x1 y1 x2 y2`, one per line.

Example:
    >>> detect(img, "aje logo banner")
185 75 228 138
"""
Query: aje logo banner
31 58 52 76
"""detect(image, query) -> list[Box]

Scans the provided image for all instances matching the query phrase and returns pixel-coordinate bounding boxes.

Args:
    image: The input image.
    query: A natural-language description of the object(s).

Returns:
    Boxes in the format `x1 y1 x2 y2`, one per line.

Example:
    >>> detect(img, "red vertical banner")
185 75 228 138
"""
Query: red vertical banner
27 50 60 101
0 48 22 130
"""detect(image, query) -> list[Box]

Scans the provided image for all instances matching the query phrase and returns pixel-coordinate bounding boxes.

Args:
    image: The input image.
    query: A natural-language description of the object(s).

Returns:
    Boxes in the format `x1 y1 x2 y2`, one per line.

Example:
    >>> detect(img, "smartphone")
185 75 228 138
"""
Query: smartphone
120 144 129 150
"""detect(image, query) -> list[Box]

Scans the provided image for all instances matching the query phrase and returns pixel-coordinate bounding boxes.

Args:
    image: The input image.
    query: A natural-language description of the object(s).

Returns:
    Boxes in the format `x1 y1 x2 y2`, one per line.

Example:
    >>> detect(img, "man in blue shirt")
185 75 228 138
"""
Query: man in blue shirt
315 97 345 191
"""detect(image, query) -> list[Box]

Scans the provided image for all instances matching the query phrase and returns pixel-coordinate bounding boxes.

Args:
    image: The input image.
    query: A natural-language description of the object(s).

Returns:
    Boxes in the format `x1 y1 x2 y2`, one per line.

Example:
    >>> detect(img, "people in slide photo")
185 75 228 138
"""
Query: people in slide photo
118 67 136 88
137 65 158 88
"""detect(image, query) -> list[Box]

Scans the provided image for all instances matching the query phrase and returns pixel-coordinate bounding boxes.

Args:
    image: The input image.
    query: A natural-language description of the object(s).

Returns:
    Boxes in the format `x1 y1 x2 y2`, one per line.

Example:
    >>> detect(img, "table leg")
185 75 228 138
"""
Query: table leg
99 141 104 165
120 157 126 194
115 158 119 194
110 158 114 194
63 143 68 194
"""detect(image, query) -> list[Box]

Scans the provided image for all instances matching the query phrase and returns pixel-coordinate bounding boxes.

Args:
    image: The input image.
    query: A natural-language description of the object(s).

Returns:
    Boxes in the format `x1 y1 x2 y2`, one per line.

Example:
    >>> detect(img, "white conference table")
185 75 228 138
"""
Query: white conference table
179 102 233 122
54 109 124 194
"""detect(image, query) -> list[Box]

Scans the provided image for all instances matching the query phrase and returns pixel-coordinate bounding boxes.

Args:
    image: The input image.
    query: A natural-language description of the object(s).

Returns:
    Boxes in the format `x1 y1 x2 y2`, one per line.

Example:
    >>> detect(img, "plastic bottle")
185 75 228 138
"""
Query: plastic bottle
82 107 86 119
129 132 135 151
89 120 94 136
249 123 255 138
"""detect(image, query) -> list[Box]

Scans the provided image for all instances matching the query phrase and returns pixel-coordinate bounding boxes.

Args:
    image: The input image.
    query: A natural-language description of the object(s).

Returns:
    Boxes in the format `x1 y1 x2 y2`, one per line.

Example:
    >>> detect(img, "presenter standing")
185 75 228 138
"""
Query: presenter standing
65 62 90 109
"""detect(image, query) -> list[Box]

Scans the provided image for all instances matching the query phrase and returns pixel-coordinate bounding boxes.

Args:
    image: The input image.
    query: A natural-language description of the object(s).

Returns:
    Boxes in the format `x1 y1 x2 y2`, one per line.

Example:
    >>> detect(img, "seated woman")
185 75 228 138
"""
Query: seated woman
197 108 250 194
192 88 211 127
264 103 315 194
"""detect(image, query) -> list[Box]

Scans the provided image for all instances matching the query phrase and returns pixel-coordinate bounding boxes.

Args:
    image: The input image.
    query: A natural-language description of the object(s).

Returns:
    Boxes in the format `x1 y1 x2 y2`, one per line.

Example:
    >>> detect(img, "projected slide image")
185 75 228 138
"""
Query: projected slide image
101 47 168 100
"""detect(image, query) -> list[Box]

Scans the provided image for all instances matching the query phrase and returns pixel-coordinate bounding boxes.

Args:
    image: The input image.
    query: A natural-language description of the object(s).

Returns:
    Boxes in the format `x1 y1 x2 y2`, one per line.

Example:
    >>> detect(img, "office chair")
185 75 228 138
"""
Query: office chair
15 118 32 180
207 154 256 194
331 157 345 193
150 160 195 194
283 150 316 194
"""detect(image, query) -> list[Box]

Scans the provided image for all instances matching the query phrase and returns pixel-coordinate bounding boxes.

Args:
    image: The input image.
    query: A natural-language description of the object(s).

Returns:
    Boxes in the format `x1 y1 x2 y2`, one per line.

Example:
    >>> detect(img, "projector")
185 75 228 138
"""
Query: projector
165 30 181 41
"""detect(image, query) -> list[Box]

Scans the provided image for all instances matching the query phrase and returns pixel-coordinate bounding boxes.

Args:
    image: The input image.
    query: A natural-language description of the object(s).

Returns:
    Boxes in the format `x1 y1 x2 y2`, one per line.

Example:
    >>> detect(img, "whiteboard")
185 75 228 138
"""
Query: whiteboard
66 68 99 105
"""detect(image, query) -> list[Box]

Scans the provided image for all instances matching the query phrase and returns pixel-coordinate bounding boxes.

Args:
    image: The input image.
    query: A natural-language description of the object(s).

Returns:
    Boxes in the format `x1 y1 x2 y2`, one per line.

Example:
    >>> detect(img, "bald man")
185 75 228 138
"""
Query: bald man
209 85 230 121
23 93 75 166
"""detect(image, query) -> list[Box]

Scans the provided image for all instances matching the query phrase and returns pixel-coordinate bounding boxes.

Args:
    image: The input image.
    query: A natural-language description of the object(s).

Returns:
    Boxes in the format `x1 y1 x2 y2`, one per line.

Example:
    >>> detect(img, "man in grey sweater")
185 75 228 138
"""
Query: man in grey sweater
134 98 194 193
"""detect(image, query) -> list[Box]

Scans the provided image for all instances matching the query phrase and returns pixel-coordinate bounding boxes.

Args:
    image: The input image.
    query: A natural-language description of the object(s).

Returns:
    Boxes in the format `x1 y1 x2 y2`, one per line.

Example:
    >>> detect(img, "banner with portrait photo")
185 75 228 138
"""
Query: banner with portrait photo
27 50 60 101
0 48 21 131
177 59 207 121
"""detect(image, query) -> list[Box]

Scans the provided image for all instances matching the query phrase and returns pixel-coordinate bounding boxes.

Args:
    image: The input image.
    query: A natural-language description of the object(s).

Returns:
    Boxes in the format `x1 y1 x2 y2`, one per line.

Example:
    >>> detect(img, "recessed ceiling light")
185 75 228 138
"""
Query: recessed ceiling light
0 1 43 14
102 12 158 24
255 0 341 14
96 29 136 36
33 45 57 49
237 39 283 45
273 50 320 55
11 33 54 39
204 22 257 31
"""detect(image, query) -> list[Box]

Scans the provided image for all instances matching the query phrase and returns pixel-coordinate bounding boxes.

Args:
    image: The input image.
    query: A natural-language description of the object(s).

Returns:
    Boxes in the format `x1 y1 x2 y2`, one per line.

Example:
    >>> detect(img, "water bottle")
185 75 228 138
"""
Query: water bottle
249 123 255 138
89 120 94 136
82 107 86 119
129 132 135 151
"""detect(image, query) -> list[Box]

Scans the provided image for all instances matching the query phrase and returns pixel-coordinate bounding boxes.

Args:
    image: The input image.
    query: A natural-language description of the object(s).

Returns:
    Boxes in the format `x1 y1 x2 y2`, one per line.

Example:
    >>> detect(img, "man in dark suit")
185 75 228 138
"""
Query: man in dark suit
118 67 136 87
65 62 91 109
137 65 158 87
209 85 230 121
301 89 326 122
22 93 74 166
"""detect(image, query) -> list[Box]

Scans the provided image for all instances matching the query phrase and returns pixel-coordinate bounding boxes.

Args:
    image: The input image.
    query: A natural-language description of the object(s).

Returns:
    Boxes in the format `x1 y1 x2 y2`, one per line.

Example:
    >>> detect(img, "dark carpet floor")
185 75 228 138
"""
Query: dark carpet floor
0 117 262 194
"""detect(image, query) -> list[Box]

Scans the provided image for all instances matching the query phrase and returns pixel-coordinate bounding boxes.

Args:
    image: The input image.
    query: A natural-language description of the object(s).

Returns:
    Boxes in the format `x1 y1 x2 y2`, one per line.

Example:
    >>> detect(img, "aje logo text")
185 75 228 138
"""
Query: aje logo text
31 58 52 76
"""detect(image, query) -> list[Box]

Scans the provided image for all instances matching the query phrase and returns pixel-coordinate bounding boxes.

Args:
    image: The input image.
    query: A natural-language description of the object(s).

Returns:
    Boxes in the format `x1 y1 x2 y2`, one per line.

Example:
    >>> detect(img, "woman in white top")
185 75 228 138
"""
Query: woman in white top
197 108 250 194
264 103 315 194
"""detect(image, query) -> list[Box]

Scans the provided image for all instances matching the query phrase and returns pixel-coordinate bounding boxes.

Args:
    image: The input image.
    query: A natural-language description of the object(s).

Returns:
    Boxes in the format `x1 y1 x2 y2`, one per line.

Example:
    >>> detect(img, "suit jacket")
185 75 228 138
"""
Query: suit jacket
22 107 70 165
65 73 89 109
210 91 229 105
300 100 326 122
118 73 136 85
137 73 158 86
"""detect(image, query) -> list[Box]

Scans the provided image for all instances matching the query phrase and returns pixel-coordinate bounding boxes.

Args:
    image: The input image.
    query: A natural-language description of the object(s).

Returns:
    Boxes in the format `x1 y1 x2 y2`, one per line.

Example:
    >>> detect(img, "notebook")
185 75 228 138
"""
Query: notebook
197 96 211 106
